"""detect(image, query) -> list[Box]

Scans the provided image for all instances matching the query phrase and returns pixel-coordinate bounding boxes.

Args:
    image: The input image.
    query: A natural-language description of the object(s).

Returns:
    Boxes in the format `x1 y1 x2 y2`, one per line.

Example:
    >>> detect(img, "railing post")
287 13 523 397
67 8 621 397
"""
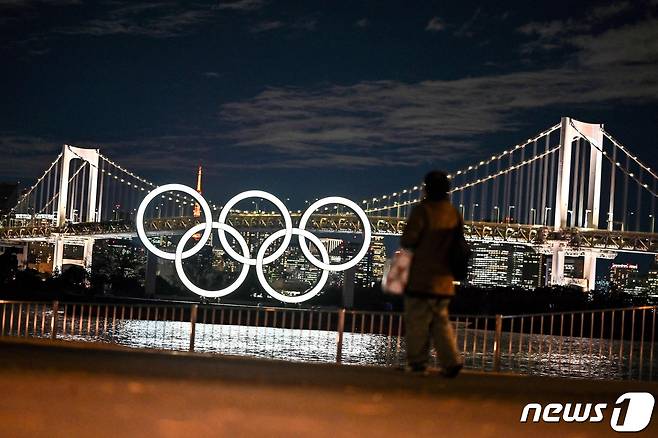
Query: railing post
189 304 198 352
493 314 503 372
336 308 346 364
50 300 59 340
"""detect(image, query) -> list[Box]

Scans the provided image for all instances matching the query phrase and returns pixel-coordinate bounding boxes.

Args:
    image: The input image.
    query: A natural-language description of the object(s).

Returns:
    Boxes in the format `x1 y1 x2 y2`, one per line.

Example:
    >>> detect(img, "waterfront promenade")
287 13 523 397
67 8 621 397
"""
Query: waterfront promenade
0 338 656 437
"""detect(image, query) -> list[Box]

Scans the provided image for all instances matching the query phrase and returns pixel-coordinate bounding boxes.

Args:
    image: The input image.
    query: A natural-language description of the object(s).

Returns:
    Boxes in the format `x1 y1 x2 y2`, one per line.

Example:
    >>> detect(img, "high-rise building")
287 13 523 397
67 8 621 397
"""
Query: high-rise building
467 242 543 289
26 242 53 273
647 256 658 292
347 235 387 288
609 263 646 295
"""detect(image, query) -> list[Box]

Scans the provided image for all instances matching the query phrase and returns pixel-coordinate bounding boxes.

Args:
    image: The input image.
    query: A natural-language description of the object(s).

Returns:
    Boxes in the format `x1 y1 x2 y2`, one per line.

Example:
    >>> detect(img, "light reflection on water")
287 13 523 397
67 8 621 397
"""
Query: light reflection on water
3 304 655 381
54 318 657 380
107 320 402 366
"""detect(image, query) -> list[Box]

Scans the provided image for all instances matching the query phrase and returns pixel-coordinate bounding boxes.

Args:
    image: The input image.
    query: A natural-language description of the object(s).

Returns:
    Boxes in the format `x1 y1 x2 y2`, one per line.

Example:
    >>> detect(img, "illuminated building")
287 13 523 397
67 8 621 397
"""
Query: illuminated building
26 241 53 273
344 235 387 288
609 263 646 295
466 242 543 289
647 256 658 292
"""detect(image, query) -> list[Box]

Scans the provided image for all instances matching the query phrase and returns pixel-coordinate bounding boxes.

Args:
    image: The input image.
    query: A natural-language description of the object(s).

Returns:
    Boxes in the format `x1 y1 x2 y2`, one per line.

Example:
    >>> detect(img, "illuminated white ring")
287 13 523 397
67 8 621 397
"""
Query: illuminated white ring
256 228 329 304
217 190 293 266
298 197 371 272
175 222 250 298
136 184 212 261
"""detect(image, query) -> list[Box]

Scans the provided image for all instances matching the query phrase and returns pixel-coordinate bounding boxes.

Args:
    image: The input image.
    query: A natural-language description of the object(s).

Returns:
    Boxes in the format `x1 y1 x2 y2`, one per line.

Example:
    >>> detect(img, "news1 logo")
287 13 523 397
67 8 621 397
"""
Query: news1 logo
520 392 655 432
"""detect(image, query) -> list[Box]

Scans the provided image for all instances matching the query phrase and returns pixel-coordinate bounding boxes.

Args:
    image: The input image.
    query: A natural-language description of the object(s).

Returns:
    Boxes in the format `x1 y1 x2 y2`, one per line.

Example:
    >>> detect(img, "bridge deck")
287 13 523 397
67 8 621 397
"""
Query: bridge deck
0 338 656 437
2 216 657 253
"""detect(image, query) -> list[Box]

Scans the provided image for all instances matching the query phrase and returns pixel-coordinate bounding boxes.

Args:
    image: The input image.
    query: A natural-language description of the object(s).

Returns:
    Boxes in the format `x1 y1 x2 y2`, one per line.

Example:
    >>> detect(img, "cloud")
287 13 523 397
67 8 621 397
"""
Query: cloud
425 16 445 32
57 4 213 38
249 20 284 33
454 7 482 37
249 18 316 33
0 135 63 179
4 2 658 176
517 0 637 53
355 18 369 28
203 71 221 78
216 16 658 169
213 0 266 11
570 18 658 67
0 0 80 7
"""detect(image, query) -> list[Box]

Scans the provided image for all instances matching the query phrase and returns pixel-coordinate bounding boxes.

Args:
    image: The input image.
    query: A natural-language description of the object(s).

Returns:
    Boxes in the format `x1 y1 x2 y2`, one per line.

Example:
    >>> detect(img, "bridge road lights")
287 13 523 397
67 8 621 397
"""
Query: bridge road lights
530 208 536 226
459 204 465 218
584 209 592 228
544 207 552 226
382 195 389 216
493 206 500 223
471 203 479 222
508 205 515 222
567 210 573 228
402 189 408 217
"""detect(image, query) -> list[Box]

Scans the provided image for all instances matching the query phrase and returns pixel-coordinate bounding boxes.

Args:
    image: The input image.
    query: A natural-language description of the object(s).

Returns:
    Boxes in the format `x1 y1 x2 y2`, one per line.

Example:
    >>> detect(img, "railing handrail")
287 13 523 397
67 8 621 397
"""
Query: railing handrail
1 299 656 321
499 305 658 320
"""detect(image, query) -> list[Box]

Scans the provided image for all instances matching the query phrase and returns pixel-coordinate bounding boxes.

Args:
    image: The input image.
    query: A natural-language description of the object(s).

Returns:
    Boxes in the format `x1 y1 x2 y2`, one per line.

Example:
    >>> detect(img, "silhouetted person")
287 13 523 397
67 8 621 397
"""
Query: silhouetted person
400 171 464 377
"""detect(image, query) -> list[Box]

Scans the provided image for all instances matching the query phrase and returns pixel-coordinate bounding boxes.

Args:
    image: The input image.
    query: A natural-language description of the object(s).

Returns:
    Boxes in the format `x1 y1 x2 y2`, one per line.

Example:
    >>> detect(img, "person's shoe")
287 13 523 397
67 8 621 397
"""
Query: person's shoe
404 363 428 375
441 363 463 379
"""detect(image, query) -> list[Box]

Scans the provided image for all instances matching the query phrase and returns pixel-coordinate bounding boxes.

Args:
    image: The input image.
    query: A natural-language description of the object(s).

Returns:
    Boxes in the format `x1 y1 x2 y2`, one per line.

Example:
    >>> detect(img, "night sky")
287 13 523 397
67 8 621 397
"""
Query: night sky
2 0 658 209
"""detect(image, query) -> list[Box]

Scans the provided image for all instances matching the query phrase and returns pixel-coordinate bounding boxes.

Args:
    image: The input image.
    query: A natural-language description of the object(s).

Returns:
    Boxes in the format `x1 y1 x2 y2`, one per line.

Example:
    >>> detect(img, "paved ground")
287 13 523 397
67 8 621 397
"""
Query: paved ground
0 338 656 437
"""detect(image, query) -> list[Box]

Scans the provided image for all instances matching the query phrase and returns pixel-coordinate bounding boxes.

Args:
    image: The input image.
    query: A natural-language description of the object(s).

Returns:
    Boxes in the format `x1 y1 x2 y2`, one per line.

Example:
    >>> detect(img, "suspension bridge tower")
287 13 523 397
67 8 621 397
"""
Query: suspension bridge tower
551 117 604 290
53 145 101 273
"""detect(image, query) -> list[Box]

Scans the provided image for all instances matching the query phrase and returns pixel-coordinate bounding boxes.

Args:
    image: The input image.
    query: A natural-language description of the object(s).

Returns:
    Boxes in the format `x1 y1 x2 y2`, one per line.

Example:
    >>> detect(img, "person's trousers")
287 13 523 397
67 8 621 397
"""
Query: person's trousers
404 296 462 368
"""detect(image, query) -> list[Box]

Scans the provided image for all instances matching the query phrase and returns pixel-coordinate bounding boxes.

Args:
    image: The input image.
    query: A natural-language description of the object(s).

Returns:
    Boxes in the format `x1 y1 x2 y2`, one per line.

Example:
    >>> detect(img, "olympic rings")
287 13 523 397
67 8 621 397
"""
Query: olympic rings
298 197 372 272
256 228 330 304
217 190 293 266
175 222 250 298
136 186 372 303
136 184 212 261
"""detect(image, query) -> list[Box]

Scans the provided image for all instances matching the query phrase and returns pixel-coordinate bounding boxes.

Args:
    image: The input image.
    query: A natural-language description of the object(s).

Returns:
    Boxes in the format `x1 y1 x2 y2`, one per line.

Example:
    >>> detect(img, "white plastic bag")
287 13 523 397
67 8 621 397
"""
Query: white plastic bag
381 249 413 295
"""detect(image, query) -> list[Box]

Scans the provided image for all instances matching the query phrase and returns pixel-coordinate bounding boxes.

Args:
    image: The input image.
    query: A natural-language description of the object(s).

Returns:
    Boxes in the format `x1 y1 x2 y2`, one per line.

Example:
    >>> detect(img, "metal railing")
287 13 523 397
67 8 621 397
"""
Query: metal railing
0 300 655 381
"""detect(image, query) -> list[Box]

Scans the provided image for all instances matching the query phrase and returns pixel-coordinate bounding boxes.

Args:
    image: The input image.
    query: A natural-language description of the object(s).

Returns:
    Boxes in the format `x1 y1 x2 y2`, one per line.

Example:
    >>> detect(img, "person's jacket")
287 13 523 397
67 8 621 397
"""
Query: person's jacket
400 199 462 297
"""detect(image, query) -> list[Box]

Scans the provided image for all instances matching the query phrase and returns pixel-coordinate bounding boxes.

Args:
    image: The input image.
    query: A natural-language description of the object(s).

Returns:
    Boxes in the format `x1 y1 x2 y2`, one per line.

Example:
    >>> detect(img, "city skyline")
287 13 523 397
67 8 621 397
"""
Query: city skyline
1 1 657 299
2 4 658 435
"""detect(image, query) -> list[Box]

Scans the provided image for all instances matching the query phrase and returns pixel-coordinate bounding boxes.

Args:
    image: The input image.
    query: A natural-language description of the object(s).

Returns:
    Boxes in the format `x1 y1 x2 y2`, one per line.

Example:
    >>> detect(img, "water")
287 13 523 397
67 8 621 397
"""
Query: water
1 303 656 381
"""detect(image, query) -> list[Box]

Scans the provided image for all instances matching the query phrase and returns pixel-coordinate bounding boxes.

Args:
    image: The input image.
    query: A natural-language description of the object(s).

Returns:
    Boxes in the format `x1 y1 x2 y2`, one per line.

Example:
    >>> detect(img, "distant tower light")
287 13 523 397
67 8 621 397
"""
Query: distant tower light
193 165 203 218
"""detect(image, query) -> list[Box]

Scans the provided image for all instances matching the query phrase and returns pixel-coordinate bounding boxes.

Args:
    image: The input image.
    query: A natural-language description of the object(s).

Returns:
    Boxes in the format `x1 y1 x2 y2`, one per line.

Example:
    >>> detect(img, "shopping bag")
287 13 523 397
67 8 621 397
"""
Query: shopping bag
381 248 413 295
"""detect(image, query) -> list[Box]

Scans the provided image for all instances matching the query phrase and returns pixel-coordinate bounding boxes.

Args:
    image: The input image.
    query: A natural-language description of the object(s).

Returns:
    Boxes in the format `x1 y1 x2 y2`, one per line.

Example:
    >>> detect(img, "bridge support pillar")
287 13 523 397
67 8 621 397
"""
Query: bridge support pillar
342 267 356 309
53 237 64 274
16 244 29 270
56 145 100 227
144 251 158 298
582 251 597 291
83 238 94 269
550 246 565 286
52 236 94 273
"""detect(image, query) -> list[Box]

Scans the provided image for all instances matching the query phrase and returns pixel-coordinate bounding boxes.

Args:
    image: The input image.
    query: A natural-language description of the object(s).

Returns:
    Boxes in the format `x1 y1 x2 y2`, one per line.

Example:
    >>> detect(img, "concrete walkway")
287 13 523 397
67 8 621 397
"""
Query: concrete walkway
0 338 656 437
